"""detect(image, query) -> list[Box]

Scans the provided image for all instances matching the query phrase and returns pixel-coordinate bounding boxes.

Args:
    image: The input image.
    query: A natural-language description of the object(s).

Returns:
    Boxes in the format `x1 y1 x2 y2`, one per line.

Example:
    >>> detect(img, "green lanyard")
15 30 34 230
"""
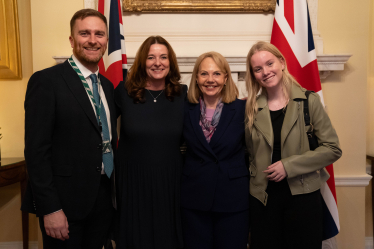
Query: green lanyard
68 56 102 119
68 56 112 155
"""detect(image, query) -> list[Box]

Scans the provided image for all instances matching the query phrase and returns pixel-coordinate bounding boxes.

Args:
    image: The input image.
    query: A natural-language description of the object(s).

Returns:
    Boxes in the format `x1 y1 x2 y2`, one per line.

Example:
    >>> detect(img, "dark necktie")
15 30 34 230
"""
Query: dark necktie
89 74 113 178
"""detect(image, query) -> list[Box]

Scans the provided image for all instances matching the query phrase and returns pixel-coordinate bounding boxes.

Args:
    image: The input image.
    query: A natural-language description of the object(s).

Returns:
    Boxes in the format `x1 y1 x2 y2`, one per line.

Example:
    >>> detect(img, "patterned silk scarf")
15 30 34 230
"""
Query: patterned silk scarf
199 97 224 143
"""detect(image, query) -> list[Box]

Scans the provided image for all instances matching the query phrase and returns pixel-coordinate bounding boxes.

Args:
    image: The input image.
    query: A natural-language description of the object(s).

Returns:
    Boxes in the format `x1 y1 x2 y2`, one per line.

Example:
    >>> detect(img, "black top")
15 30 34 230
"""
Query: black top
270 107 286 164
115 84 187 249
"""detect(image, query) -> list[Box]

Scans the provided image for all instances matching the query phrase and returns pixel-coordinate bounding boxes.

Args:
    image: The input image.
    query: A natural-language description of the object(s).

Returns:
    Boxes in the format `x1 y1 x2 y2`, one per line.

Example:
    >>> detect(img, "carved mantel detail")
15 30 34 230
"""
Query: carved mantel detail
53 55 351 81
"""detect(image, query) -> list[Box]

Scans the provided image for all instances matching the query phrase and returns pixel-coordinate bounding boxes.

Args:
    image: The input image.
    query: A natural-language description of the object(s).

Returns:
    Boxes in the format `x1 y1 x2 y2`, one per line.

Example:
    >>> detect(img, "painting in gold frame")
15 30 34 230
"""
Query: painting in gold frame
123 0 276 13
0 0 22 79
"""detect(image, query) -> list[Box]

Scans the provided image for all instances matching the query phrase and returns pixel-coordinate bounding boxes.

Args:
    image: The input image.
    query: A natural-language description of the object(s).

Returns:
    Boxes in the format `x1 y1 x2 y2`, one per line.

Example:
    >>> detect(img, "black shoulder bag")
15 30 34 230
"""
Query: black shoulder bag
303 91 319 150
304 91 334 241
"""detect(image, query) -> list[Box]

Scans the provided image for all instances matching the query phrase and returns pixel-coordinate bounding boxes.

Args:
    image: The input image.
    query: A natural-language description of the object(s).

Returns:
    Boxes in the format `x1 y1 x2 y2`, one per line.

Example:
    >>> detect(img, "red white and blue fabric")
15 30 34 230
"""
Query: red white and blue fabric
270 0 340 241
98 0 127 89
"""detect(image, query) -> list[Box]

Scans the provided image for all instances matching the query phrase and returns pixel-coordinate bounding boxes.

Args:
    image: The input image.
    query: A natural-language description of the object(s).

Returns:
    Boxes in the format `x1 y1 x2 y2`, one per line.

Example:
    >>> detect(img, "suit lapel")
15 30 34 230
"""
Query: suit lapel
253 95 273 149
62 61 101 134
189 103 217 158
209 103 235 147
280 84 306 149
280 99 299 148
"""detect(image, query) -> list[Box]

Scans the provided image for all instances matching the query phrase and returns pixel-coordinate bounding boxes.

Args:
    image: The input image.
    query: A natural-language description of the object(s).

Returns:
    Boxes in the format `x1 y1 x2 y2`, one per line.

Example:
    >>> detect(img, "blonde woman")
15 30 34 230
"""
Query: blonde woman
245 41 342 249
181 51 249 249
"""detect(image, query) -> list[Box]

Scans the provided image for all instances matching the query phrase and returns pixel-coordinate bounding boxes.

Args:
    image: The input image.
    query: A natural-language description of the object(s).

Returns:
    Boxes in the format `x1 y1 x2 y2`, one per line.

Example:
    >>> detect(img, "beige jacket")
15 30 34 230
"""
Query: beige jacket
245 84 342 206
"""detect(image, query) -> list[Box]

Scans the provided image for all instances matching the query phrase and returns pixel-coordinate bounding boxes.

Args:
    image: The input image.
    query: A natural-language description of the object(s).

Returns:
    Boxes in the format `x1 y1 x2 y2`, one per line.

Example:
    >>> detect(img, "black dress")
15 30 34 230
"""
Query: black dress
115 83 187 249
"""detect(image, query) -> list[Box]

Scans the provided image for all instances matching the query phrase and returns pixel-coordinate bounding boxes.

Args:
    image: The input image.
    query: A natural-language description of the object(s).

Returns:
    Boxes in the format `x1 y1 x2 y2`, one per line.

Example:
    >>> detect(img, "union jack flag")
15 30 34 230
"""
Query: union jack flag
270 0 340 242
98 0 127 89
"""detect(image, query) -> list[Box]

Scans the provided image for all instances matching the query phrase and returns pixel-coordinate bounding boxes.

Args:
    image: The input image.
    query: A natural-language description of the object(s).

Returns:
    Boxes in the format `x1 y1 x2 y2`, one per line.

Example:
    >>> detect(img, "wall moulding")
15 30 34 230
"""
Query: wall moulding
335 174 372 187
0 0 22 80
122 0 276 13
53 55 351 81
122 32 272 42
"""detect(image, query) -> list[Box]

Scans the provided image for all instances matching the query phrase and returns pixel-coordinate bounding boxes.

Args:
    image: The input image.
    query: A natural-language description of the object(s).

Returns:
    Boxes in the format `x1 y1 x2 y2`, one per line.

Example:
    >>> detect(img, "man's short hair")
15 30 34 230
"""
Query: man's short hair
70 9 107 36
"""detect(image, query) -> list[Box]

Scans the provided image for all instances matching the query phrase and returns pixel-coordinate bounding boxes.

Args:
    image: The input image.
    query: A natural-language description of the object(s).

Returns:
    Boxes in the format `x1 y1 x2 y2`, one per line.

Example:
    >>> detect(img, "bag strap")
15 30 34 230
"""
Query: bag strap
303 90 320 150
303 90 312 126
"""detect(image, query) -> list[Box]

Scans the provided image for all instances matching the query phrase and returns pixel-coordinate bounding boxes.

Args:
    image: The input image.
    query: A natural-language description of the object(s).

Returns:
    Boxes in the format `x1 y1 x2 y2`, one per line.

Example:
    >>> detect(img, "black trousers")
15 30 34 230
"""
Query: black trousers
40 175 115 249
250 179 322 249
182 208 249 249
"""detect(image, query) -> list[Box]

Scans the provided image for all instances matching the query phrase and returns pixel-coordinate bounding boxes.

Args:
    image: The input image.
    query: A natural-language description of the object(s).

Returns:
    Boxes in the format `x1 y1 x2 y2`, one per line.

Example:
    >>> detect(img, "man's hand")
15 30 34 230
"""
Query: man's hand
263 161 287 182
43 210 69 241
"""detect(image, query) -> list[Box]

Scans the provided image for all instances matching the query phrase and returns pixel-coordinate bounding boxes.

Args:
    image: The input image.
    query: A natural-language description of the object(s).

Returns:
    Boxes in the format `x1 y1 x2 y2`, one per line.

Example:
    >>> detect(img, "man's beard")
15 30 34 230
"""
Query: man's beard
73 43 105 65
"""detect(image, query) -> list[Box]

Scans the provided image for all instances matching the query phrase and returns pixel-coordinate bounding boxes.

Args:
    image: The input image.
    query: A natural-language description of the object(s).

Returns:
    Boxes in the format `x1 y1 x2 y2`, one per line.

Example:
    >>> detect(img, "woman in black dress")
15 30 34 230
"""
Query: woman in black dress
115 36 186 249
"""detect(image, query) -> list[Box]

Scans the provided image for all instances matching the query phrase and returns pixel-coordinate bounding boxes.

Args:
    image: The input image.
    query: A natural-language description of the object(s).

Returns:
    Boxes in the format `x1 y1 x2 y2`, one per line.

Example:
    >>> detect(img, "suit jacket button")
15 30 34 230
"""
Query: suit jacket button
97 144 102 149
96 166 101 172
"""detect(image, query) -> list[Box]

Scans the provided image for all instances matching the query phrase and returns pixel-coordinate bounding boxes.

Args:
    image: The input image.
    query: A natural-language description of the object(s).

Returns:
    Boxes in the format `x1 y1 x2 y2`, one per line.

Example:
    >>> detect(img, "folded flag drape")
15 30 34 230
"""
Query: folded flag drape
270 0 340 242
98 0 127 89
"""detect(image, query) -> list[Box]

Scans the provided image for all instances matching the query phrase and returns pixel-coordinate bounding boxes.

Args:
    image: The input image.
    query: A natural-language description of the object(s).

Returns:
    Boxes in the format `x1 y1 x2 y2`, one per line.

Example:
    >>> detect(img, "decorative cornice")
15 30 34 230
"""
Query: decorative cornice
317 54 352 79
53 55 351 80
122 31 272 42
84 0 96 9
334 174 372 187
84 0 97 9
316 54 352 71
52 56 70 64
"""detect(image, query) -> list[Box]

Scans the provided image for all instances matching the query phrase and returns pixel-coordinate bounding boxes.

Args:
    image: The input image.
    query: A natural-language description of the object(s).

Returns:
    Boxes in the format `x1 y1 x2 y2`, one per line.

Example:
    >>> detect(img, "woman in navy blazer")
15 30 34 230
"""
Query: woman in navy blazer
182 51 249 249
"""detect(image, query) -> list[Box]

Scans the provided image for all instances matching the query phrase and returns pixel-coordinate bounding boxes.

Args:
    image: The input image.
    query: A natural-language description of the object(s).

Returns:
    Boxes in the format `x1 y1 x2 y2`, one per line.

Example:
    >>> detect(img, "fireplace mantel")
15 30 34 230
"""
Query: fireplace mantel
53 54 351 80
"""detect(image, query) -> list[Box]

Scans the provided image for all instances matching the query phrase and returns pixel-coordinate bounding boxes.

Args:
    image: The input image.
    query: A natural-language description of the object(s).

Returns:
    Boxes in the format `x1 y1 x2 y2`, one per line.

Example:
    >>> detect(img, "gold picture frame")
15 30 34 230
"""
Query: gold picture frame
123 0 276 12
0 0 22 79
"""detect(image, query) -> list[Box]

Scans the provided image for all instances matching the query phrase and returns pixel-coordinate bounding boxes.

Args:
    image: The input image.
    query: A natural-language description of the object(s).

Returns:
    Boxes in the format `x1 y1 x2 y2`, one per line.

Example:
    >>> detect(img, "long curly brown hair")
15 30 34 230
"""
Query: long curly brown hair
125 36 182 103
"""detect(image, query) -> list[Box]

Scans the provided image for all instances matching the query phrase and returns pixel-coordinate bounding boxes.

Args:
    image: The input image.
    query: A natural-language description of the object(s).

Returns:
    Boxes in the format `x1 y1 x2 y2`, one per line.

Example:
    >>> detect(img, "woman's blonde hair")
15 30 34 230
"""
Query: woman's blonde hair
188 51 238 104
245 41 300 130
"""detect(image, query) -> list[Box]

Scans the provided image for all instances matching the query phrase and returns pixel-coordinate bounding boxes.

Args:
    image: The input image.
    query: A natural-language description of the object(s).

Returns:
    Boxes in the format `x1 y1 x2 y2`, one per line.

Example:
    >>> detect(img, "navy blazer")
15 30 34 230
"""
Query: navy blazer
21 60 117 220
181 99 249 213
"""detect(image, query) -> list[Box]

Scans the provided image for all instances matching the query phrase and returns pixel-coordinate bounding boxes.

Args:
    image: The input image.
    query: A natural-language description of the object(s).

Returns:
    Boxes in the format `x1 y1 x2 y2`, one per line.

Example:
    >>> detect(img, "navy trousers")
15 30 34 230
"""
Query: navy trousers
39 175 114 249
182 208 249 249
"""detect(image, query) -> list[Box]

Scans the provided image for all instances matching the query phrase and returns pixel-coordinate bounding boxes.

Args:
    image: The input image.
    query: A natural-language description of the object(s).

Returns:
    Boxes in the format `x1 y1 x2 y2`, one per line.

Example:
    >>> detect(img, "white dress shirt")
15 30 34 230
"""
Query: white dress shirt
72 55 112 174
